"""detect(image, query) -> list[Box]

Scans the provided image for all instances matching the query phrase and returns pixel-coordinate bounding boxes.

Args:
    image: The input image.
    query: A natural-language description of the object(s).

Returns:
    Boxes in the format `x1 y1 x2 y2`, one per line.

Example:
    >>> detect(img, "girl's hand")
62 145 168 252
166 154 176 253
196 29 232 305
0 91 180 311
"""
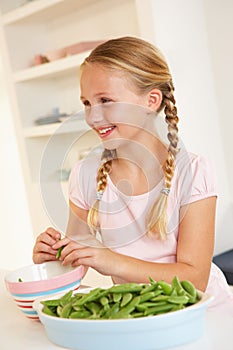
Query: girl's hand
52 238 120 277
32 227 62 264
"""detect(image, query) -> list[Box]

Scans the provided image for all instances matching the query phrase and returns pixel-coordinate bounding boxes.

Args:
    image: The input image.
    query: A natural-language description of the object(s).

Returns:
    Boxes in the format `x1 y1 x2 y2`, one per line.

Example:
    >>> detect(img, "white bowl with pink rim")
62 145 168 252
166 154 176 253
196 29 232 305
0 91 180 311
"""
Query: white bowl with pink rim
4 261 84 320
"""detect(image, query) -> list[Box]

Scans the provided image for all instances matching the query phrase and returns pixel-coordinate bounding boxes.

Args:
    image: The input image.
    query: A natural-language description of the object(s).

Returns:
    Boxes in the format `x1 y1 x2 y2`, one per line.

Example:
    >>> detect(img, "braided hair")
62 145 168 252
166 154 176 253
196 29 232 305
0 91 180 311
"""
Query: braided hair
82 37 179 239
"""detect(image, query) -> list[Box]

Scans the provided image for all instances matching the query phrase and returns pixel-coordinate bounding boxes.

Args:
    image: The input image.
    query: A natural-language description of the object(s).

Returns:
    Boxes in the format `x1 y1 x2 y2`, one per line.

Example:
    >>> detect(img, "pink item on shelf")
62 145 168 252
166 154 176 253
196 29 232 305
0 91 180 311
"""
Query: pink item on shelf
45 47 67 62
34 54 49 65
45 40 105 62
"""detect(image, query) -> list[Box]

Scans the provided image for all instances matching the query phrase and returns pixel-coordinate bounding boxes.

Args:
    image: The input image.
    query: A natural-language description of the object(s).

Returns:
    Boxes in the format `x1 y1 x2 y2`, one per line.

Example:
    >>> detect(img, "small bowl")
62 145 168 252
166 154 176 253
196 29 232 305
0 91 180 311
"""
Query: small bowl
33 288 213 350
5 262 84 320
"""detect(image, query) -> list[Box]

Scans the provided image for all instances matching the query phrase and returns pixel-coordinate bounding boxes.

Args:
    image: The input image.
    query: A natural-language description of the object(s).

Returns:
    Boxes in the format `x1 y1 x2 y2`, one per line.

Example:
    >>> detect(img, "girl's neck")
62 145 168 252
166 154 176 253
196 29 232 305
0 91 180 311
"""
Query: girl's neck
109 137 168 195
115 135 168 170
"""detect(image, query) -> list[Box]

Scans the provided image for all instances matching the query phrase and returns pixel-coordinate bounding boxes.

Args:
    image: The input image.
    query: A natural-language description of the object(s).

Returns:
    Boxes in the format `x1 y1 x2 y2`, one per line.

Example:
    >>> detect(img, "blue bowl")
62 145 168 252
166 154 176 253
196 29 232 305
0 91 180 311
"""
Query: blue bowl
33 289 213 350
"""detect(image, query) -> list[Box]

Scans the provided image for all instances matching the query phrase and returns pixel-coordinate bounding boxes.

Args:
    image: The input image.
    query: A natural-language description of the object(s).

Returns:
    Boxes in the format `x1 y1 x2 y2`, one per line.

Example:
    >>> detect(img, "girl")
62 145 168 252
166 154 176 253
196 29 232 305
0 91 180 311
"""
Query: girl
33 36 233 313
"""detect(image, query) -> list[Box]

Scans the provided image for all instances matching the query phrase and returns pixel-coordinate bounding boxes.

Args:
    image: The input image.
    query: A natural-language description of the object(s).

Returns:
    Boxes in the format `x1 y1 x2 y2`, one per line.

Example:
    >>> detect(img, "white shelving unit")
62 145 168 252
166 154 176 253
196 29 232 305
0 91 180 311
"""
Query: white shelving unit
0 0 156 236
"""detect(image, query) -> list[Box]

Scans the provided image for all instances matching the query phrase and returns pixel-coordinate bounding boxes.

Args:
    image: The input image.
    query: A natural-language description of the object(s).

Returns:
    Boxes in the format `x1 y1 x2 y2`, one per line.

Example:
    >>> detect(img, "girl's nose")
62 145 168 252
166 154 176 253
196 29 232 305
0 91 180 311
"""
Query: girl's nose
85 104 104 126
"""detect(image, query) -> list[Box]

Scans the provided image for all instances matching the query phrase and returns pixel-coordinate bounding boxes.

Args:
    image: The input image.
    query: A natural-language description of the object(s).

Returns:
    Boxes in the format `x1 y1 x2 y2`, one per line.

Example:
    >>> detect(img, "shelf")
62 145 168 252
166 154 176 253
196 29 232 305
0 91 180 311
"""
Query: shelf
1 0 97 25
1 0 64 24
13 51 90 82
23 118 89 138
0 0 149 236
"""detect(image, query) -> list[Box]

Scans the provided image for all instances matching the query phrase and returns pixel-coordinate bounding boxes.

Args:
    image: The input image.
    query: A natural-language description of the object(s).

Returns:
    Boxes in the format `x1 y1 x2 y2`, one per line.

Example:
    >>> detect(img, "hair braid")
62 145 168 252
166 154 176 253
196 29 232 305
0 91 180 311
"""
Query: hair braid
87 158 113 235
146 82 179 239
163 82 179 188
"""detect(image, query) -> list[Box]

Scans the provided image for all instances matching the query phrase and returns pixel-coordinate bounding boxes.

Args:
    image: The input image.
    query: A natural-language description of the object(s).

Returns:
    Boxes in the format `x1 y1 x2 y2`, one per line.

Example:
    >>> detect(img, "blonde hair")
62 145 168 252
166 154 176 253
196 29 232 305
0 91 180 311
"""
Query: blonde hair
82 36 179 239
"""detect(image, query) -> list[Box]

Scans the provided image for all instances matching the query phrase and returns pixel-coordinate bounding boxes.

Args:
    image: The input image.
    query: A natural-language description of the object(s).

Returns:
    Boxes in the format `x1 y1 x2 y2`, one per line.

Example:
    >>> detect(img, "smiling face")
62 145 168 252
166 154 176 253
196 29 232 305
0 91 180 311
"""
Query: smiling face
80 64 161 151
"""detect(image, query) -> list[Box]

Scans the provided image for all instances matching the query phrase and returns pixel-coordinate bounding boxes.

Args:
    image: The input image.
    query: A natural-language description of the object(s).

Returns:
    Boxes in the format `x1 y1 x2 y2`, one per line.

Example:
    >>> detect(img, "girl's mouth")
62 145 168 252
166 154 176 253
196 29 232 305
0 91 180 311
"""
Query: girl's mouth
96 126 116 138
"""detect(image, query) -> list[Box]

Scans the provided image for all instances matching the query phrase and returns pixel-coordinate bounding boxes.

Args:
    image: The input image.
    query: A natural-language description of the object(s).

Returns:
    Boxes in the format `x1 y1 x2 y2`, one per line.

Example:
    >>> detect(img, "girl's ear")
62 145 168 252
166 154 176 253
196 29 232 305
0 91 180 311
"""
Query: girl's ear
147 89 163 111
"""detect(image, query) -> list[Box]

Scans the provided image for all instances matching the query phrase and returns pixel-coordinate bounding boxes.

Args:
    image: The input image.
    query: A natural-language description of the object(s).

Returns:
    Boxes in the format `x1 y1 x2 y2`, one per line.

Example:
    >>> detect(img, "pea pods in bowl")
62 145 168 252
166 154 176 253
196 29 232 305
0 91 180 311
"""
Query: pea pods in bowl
33 276 213 350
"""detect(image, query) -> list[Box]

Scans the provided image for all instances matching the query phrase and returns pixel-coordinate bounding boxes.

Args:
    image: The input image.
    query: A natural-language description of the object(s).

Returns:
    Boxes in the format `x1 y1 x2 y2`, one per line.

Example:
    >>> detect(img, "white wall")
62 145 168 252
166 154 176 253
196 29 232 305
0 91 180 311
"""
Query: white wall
0 56 34 270
151 0 233 254
203 0 233 253
203 0 233 198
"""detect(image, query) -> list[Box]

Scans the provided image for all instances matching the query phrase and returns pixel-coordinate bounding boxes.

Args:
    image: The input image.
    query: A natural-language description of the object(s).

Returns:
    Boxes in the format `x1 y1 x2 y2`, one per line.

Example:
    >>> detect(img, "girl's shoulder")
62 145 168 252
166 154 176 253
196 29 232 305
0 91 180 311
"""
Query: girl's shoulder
175 148 217 203
176 148 214 174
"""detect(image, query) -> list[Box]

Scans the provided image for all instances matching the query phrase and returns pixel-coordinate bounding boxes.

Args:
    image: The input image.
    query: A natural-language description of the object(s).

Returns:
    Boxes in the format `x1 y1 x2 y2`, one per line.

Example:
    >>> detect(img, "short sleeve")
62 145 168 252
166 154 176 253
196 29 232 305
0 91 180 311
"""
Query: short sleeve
180 154 217 206
68 161 89 210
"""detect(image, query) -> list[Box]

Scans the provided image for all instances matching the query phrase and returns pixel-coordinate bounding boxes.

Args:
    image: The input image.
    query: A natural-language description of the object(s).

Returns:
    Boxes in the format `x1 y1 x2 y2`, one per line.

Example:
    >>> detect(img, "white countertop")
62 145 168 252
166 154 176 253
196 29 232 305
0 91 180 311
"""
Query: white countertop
1 269 233 350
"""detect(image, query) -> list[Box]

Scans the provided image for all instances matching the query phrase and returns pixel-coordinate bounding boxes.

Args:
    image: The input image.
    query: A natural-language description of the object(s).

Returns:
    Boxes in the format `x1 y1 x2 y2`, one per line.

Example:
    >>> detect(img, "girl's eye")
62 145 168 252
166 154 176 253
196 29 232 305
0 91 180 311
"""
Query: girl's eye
100 97 112 104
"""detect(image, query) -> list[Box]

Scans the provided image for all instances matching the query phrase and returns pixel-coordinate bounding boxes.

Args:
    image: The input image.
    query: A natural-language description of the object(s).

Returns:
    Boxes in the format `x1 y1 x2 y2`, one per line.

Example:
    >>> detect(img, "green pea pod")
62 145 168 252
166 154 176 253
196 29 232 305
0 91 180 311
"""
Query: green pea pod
73 292 86 300
74 288 103 305
113 293 122 303
144 303 174 316
69 310 91 319
150 295 170 302
72 304 84 312
99 303 110 318
108 302 121 318
86 302 101 318
57 305 63 317
120 293 133 307
157 281 173 295
111 296 141 319
56 246 64 259
181 280 197 299
136 301 167 312
171 276 183 295
150 289 163 299
60 302 73 318
167 295 189 305
103 302 120 319
94 289 109 300
171 304 185 312
60 290 73 306
41 299 61 307
149 276 157 285
99 296 109 306
42 305 57 317
140 284 157 295
139 291 160 303
109 283 143 294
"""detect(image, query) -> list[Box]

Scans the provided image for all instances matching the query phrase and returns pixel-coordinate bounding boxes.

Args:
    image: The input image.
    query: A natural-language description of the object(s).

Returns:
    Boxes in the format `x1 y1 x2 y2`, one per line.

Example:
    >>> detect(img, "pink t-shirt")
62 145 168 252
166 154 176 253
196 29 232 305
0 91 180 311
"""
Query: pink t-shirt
69 148 233 314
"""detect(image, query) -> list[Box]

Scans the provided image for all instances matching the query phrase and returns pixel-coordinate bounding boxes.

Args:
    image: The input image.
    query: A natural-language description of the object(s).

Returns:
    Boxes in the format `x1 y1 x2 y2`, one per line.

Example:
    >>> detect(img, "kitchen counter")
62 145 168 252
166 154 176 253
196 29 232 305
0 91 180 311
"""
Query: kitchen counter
1 269 233 350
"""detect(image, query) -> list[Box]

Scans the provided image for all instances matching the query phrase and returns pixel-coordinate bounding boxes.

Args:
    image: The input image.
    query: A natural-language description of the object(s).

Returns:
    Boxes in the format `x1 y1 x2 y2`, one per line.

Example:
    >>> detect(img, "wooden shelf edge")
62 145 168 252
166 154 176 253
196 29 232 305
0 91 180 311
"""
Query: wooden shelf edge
1 0 64 25
13 51 90 82
23 119 89 138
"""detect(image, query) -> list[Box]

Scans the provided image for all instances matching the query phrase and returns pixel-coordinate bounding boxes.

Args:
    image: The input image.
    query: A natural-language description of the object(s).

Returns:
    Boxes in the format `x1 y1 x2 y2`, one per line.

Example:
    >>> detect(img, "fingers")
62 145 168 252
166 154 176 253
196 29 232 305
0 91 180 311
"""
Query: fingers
33 241 58 256
59 242 92 266
52 237 70 250
33 252 57 264
37 227 61 246
32 227 62 264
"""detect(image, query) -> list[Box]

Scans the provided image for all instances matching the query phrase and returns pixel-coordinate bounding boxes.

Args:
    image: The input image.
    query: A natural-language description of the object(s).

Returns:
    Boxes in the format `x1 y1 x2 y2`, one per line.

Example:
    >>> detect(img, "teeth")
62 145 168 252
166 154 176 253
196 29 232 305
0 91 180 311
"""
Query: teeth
98 127 114 134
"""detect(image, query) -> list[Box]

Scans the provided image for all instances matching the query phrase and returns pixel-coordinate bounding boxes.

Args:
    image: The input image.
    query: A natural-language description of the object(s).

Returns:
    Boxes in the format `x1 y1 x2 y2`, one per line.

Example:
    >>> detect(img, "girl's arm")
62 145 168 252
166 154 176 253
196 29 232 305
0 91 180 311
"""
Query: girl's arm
112 196 216 291
54 196 216 292
65 201 102 247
